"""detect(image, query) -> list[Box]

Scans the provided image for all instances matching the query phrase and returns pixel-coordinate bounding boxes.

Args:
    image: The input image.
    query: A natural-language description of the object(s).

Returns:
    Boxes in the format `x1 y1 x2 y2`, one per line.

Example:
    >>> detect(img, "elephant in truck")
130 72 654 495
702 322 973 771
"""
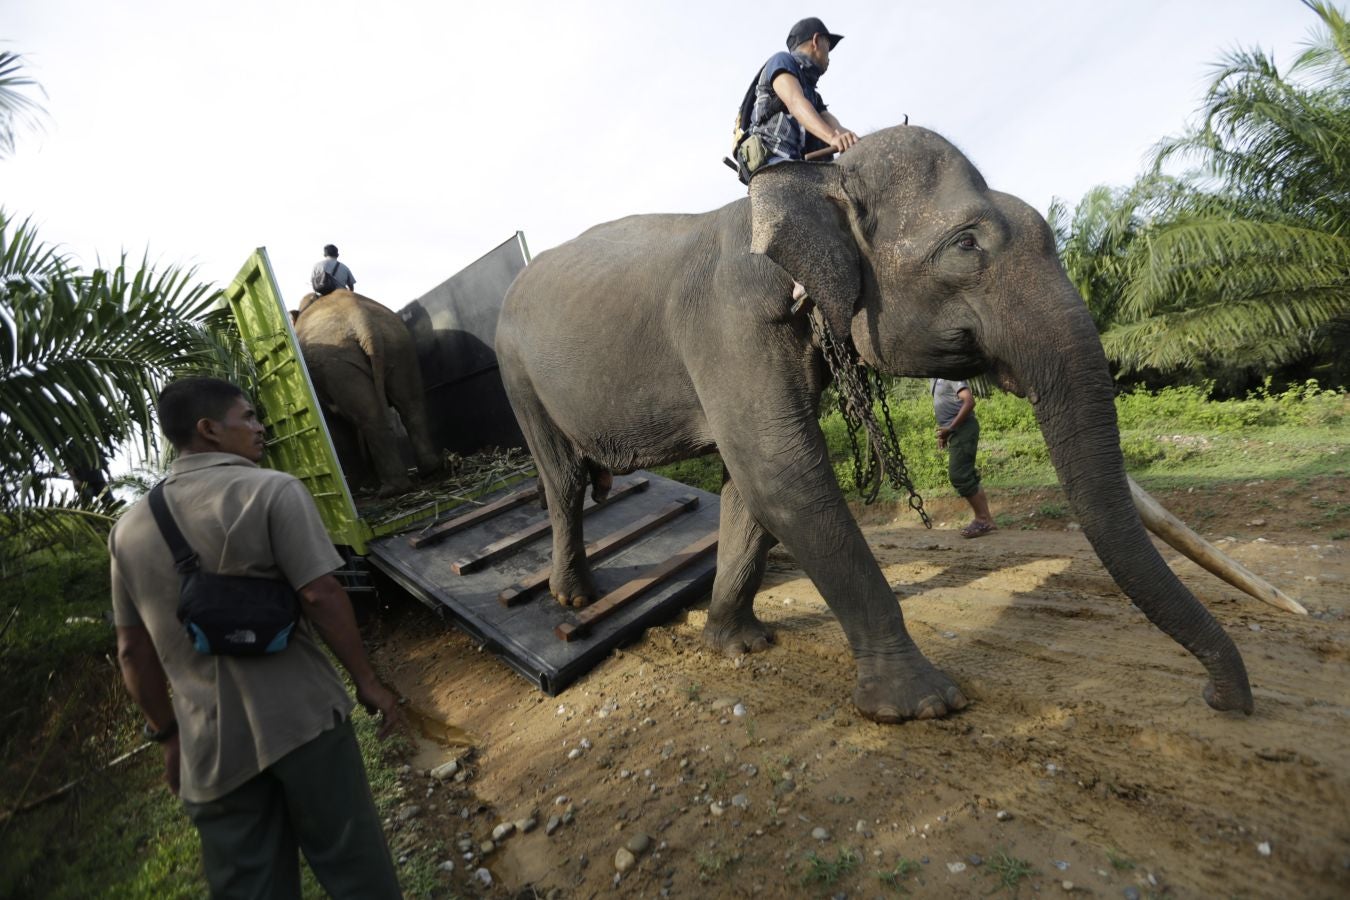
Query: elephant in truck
496 124 1255 722
296 289 441 495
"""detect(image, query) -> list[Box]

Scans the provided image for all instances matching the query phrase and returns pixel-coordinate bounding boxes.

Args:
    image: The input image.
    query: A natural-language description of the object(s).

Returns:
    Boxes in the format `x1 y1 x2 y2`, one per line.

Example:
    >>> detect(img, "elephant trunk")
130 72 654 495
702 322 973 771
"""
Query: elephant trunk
996 294 1253 713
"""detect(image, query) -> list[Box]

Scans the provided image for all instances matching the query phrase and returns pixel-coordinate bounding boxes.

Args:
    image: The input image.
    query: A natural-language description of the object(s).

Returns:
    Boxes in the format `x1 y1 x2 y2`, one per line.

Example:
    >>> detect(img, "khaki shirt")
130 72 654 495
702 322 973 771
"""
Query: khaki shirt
109 452 353 803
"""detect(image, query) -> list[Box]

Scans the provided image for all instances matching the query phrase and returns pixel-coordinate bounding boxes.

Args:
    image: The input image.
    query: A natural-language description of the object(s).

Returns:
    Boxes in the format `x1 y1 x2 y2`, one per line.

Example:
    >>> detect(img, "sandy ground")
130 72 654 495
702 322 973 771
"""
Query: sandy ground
369 478 1350 899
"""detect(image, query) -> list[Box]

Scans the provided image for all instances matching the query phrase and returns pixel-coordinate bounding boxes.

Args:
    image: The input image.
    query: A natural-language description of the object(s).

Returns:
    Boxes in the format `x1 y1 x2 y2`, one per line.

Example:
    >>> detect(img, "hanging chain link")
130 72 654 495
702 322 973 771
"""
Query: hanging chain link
809 307 932 528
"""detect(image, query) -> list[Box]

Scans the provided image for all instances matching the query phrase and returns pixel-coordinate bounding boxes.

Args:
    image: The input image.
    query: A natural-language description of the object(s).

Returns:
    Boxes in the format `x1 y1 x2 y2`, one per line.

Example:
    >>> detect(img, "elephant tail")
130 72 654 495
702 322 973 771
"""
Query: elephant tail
357 327 391 410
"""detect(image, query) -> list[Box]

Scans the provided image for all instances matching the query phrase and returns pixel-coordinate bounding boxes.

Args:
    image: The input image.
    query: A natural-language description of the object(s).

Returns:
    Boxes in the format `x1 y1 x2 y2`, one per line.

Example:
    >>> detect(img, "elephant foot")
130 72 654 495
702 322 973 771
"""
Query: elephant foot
853 656 968 723
550 564 597 609
375 478 413 498
703 612 775 656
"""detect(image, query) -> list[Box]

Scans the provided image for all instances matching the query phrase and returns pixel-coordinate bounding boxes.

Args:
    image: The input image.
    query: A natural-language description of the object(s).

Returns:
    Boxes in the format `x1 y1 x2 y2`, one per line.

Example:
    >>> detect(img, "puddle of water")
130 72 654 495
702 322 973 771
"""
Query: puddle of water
403 705 475 771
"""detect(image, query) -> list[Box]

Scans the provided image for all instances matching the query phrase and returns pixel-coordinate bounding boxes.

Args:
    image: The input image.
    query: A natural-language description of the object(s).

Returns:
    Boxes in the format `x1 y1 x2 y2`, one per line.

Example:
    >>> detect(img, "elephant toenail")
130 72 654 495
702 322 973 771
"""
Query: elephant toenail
875 706 902 723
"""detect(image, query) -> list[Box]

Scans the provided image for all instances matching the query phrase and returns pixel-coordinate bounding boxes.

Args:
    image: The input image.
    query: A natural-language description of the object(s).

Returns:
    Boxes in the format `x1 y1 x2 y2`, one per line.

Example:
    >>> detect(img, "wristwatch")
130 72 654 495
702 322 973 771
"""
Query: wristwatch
143 719 178 743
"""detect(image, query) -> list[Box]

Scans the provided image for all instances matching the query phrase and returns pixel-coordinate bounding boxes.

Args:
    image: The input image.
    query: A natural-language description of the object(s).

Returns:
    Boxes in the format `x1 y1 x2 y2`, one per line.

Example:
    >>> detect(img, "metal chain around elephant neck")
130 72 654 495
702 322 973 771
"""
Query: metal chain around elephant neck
808 307 933 528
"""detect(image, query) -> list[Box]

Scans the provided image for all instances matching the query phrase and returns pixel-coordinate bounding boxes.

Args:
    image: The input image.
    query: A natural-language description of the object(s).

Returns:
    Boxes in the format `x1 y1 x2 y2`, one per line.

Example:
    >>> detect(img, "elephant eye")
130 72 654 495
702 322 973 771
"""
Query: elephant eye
955 232 978 251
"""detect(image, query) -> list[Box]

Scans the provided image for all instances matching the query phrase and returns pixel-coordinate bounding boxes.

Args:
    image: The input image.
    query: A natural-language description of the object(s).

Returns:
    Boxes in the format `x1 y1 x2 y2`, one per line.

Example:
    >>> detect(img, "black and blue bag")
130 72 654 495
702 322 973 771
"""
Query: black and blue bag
147 481 299 656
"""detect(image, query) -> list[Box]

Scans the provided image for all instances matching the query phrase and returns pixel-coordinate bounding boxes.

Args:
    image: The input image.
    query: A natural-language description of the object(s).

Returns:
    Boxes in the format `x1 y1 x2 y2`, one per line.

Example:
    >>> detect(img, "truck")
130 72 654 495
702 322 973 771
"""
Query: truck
220 236 721 694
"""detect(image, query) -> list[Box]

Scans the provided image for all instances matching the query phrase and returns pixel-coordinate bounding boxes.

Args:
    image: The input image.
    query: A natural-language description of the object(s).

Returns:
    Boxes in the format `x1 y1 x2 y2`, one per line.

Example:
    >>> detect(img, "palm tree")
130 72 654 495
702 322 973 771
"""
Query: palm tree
1048 183 1149 333
1 51 248 564
0 210 239 560
1098 1 1350 387
0 50 46 158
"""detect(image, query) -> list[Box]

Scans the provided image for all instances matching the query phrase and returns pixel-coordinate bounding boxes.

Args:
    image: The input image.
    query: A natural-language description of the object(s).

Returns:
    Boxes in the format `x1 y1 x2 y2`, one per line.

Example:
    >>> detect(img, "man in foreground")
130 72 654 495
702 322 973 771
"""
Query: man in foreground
109 376 403 898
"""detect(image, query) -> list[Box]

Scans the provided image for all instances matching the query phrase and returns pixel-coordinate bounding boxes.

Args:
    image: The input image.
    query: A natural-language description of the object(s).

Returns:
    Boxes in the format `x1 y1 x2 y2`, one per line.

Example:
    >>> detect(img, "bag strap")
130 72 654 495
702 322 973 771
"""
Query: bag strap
147 481 201 574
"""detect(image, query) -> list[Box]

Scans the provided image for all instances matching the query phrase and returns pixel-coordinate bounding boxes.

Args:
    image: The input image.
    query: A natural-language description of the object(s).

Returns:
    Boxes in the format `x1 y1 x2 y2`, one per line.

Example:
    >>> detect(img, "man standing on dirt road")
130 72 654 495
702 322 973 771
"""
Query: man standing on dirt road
109 376 404 899
933 377 997 539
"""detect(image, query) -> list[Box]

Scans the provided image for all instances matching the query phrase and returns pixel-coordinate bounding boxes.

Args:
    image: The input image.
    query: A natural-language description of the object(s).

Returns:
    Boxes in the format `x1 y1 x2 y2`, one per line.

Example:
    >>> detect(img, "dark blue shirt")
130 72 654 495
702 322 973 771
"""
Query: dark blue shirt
748 51 828 164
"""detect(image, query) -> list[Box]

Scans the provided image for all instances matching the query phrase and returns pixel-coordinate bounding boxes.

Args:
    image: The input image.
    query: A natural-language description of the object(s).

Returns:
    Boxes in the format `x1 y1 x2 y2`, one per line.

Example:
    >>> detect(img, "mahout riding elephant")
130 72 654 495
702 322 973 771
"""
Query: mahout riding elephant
295 289 441 495
495 125 1254 722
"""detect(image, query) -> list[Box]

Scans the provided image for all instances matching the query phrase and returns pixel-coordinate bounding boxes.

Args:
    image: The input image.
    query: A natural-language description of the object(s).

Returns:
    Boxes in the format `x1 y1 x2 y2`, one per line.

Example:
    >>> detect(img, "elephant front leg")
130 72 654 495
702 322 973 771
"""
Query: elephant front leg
717 436 968 722
703 477 778 656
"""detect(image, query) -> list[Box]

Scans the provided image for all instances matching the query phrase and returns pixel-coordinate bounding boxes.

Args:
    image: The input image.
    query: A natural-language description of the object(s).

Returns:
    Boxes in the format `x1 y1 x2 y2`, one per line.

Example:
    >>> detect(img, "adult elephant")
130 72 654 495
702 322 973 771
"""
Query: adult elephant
296 289 441 495
496 125 1253 722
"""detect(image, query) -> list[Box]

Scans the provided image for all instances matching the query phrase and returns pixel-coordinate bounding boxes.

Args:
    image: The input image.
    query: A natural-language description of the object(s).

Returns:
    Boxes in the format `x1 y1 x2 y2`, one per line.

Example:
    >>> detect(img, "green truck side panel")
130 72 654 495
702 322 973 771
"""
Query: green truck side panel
222 249 373 553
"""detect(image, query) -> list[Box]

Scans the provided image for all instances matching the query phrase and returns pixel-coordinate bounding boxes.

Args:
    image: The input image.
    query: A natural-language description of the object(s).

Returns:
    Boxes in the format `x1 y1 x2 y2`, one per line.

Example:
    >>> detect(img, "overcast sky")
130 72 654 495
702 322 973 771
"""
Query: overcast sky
4 0 1317 310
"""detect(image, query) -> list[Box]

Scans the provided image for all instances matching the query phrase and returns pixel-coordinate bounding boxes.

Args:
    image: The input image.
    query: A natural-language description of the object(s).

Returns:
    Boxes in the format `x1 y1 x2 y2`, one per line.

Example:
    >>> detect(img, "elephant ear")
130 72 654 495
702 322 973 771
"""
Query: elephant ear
749 162 861 341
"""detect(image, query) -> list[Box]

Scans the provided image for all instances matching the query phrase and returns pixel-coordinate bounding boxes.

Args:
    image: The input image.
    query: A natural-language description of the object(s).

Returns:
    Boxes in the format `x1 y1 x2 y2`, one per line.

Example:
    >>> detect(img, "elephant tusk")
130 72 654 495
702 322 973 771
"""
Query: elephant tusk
1127 476 1307 616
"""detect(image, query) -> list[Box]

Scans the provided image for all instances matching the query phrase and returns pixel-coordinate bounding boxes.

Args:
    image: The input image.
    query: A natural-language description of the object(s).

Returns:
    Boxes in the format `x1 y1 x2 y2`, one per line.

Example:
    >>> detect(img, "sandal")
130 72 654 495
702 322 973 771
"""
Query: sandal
960 520 996 539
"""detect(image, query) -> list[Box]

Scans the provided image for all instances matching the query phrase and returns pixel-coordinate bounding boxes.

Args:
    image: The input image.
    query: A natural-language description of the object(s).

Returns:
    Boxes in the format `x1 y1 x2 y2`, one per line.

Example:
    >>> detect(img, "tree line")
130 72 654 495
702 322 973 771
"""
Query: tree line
1049 1 1348 396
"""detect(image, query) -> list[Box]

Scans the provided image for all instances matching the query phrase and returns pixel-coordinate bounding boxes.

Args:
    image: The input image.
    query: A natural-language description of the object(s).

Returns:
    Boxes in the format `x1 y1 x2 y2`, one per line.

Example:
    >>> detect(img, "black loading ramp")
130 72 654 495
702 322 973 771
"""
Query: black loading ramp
365 471 720 694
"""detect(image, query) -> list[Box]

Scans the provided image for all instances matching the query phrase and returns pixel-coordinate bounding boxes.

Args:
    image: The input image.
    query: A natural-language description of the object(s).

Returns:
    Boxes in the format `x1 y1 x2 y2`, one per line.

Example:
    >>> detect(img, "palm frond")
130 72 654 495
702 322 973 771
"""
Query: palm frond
1103 288 1350 373
1292 1 1350 89
1120 217 1350 321
0 50 48 158
0 501 118 567
0 212 234 520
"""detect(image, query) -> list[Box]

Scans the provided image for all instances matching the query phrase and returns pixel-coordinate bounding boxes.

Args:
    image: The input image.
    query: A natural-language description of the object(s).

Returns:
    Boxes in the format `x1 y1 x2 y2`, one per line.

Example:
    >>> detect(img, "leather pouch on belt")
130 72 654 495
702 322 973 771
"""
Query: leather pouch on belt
739 133 768 175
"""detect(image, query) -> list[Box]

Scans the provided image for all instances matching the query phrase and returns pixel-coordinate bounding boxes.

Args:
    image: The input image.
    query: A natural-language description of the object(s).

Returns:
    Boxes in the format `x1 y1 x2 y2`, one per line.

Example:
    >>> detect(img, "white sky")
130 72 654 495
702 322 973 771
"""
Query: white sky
3 0 1317 310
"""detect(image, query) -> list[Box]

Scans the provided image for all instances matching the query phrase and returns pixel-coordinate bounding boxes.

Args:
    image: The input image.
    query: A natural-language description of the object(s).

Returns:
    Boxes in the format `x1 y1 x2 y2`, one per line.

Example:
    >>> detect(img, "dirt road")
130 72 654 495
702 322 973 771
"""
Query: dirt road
373 479 1350 898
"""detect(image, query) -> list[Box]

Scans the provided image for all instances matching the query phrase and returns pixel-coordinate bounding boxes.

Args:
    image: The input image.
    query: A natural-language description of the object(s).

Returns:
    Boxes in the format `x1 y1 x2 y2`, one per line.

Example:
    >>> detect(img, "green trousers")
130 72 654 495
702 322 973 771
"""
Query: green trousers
182 718 400 900
947 418 983 498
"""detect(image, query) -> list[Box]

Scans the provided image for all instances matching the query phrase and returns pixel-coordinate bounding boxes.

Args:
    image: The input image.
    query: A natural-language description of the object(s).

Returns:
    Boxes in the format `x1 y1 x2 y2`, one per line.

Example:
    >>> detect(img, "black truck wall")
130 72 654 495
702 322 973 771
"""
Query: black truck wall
399 234 529 455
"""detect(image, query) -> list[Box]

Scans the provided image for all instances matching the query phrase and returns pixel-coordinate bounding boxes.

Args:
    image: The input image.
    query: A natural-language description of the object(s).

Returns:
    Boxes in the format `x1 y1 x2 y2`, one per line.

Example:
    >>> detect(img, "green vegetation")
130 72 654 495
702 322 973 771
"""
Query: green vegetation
984 849 1036 894
697 849 738 880
1052 2 1349 391
2 51 245 567
0 50 47 158
658 379 1349 503
1107 847 1137 871
877 856 921 891
0 208 242 562
801 848 860 886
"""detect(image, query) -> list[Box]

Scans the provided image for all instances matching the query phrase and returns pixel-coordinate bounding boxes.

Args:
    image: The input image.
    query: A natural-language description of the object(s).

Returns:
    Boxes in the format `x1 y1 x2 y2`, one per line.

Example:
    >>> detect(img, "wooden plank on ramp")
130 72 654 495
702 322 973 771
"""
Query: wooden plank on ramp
555 531 719 642
451 478 649 575
498 495 700 606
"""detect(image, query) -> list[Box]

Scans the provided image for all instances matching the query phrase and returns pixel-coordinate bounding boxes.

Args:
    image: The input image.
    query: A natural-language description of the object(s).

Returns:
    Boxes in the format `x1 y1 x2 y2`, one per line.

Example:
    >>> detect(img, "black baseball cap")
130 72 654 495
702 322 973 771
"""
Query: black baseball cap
787 17 844 51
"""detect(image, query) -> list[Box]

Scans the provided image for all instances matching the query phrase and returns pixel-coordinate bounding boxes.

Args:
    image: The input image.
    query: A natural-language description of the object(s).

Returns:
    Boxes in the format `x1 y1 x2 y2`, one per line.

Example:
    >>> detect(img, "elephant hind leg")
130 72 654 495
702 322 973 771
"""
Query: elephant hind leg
703 477 778 656
501 367 596 606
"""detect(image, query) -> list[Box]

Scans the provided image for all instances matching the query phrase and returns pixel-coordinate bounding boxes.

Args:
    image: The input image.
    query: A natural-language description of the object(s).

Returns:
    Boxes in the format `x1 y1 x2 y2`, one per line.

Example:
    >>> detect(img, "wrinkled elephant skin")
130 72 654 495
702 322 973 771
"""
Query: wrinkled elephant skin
296 290 441 495
495 125 1253 722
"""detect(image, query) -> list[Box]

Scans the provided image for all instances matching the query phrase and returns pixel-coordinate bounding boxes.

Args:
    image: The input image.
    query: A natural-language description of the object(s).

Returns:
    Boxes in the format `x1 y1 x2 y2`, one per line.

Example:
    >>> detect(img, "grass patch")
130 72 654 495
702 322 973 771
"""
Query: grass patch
877 856 921 891
801 848 859 886
697 849 738 880
985 849 1036 894
652 379 1349 502
652 452 723 494
1037 502 1066 519
1106 847 1136 871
